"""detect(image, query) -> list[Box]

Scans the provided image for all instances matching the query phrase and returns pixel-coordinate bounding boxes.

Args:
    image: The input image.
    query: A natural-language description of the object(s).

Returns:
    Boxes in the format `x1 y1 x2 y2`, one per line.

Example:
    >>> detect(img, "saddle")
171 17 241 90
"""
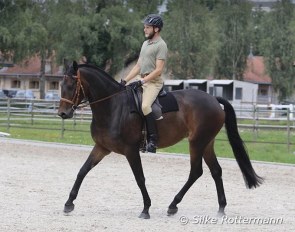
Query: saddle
126 85 179 119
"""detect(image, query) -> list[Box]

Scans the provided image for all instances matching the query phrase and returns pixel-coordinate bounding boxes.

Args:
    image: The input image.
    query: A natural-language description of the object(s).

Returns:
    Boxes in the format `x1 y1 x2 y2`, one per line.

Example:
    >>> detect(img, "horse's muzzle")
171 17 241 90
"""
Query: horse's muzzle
58 110 73 119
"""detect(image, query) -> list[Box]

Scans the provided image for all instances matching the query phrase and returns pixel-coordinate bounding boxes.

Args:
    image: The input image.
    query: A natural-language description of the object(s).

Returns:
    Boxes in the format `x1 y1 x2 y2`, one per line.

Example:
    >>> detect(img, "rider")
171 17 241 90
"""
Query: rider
121 14 168 153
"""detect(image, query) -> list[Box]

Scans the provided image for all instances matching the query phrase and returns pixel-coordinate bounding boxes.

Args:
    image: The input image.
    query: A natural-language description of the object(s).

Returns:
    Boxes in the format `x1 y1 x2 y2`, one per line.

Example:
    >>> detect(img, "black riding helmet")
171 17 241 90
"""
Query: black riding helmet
143 14 163 30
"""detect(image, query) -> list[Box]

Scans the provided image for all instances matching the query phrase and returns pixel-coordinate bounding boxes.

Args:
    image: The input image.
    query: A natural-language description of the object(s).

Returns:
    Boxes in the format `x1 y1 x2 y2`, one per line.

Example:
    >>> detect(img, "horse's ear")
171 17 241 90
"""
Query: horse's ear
73 61 78 72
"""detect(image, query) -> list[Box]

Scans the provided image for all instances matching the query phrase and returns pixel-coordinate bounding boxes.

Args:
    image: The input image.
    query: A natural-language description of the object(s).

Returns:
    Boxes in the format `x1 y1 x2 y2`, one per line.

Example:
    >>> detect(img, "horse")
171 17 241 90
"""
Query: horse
58 61 263 219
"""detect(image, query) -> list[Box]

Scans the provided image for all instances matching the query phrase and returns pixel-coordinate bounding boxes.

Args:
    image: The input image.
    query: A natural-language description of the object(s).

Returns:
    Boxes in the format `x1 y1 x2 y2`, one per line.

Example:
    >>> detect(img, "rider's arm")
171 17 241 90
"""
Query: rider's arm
124 61 141 83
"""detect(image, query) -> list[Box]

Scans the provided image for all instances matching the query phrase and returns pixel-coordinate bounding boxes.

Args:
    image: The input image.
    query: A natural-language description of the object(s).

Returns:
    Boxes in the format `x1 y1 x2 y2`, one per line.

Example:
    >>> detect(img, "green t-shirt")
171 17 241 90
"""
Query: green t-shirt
139 37 168 75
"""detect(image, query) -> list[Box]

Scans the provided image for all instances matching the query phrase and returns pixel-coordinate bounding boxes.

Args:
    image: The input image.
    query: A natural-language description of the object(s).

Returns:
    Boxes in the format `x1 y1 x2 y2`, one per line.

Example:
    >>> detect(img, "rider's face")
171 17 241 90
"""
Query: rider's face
144 25 158 39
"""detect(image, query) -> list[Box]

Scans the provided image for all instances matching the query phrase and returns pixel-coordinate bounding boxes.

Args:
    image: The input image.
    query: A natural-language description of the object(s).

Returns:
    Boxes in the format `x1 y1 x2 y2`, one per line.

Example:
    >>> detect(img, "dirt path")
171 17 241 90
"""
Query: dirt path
0 138 294 231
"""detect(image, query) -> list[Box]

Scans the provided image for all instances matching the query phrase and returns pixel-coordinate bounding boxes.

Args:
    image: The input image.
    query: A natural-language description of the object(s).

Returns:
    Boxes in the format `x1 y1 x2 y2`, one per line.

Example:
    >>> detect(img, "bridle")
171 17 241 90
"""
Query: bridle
60 69 126 110
60 70 86 110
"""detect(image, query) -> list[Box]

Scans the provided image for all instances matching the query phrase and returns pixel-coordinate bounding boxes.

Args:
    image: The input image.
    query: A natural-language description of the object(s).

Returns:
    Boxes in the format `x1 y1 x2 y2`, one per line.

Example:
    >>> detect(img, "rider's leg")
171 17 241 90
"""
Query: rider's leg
142 79 163 153
144 112 158 153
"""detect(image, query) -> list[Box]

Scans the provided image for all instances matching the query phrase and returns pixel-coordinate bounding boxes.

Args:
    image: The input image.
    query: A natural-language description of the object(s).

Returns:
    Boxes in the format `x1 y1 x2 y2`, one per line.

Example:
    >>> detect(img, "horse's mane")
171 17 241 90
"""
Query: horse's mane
78 63 121 87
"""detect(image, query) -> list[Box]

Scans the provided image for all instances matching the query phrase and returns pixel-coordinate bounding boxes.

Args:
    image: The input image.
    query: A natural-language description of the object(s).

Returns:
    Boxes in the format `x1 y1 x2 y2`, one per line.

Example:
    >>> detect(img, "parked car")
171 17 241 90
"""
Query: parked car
0 90 7 98
45 92 60 101
15 90 35 99
3 89 17 98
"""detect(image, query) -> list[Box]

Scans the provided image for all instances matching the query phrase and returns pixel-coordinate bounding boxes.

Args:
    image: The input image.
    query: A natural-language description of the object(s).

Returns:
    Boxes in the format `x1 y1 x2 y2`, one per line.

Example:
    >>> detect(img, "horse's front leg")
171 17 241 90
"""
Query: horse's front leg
126 149 151 219
64 145 109 213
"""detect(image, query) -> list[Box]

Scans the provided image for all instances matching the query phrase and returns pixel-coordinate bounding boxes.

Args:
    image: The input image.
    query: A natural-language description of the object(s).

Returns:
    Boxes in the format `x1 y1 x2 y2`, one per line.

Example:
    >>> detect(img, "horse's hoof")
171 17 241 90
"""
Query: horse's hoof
167 207 178 216
217 209 225 217
139 212 150 219
64 203 75 213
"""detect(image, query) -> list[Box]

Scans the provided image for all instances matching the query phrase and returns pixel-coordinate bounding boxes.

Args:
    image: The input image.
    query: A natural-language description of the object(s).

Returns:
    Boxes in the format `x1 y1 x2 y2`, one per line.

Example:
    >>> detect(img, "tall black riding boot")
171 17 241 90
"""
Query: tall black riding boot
145 113 158 153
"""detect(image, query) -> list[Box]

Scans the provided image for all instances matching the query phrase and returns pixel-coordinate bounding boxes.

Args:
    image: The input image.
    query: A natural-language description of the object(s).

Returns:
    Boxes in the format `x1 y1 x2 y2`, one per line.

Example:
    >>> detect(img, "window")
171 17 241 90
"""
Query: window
11 80 21 88
188 85 199 90
235 87 242 100
214 86 223 97
258 88 268 96
29 81 39 89
49 81 59 90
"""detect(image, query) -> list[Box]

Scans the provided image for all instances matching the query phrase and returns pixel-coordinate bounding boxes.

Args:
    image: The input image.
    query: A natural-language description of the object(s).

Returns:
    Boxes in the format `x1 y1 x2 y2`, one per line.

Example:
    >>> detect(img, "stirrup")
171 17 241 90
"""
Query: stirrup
146 142 157 153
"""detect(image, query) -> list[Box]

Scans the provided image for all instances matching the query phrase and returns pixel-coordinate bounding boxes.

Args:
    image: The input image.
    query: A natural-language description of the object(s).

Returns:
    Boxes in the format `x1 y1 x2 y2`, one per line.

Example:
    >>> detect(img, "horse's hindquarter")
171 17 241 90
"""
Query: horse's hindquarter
157 89 225 148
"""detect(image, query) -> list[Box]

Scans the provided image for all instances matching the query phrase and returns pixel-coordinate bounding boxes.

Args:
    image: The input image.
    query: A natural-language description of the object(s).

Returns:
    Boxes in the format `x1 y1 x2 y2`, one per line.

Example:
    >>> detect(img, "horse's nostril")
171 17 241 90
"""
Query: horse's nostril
58 112 67 119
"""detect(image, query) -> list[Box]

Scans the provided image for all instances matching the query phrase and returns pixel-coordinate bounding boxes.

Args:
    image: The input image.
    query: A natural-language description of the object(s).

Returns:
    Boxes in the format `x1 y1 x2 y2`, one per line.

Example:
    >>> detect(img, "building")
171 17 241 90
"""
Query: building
0 56 63 98
164 56 273 105
163 78 259 105
208 80 258 104
243 56 274 104
0 55 276 104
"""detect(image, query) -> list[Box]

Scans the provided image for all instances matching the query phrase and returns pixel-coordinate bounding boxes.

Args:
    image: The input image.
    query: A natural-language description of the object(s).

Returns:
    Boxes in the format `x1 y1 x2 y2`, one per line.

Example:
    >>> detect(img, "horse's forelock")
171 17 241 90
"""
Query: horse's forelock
65 64 78 77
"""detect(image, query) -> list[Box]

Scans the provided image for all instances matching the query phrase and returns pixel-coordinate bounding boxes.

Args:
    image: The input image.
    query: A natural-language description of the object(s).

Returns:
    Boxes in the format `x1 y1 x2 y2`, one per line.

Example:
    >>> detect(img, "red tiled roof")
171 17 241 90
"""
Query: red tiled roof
0 55 62 75
243 56 271 84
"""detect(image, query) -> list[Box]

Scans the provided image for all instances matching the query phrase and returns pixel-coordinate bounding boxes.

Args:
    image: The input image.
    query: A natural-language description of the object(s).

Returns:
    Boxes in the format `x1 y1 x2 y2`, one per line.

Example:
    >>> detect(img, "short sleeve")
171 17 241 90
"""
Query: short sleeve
156 41 168 60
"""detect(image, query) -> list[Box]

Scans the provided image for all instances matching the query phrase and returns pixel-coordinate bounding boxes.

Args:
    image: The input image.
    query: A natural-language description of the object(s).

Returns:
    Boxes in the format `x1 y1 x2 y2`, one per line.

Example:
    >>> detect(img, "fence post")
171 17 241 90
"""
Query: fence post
73 111 77 129
30 100 34 125
287 108 290 153
6 98 11 132
61 119 65 139
270 104 275 118
290 104 294 120
253 104 258 141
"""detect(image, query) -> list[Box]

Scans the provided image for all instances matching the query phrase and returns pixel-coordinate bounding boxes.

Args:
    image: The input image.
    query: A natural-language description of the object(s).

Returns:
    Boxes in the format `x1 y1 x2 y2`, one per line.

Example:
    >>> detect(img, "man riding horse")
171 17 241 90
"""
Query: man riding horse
121 14 168 153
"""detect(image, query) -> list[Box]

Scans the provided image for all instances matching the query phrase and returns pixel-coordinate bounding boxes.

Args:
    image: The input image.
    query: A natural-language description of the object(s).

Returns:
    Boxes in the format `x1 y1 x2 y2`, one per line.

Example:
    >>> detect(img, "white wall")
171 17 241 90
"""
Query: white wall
233 80 258 104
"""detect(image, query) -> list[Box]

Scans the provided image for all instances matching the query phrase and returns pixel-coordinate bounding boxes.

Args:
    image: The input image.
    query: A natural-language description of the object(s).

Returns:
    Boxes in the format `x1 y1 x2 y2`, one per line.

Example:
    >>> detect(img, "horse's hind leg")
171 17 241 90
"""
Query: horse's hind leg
167 140 204 215
203 141 227 216
64 145 109 213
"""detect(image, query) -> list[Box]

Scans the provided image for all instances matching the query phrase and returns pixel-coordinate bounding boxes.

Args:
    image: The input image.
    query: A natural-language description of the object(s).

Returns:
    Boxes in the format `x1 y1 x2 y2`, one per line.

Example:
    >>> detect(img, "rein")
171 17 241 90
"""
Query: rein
60 69 126 110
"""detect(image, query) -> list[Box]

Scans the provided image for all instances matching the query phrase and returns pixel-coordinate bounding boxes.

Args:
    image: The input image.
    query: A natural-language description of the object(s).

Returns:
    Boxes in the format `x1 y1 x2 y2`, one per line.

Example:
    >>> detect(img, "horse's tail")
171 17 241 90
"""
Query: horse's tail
216 97 263 189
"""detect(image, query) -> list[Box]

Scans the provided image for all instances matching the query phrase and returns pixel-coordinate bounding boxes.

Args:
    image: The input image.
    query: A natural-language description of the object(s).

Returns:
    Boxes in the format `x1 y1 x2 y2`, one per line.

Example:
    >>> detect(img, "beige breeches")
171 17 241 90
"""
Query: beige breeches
142 77 164 115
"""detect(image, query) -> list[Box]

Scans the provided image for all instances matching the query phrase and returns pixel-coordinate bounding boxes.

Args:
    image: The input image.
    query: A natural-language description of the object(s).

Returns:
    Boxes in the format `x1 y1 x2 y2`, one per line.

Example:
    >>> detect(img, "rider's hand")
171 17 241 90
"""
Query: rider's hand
120 79 127 86
128 80 144 89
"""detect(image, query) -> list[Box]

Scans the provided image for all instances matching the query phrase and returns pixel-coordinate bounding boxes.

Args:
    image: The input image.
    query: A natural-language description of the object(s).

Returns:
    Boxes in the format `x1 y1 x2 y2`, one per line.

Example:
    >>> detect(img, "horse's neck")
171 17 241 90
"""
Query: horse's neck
82 70 121 102
89 90 126 126
81 69 124 123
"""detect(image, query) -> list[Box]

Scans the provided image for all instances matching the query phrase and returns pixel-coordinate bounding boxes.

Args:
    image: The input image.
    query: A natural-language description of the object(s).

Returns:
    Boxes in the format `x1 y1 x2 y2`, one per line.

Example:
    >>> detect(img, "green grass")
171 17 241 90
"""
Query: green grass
1 116 295 164
159 136 295 164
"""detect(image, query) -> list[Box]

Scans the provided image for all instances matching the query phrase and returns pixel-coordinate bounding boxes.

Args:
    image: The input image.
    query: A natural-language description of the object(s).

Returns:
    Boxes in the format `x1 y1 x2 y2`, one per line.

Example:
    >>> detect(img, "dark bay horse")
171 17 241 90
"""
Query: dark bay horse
58 61 263 219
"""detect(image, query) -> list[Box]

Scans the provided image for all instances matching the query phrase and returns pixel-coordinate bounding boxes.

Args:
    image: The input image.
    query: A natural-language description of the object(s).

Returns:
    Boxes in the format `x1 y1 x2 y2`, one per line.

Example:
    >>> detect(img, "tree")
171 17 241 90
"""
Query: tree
0 1 50 98
55 0 159 75
163 0 217 79
0 0 33 64
0 0 13 64
85 0 162 74
249 6 266 56
200 0 222 11
1 0 92 98
125 0 164 17
213 0 253 80
83 5 143 74
260 0 295 101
